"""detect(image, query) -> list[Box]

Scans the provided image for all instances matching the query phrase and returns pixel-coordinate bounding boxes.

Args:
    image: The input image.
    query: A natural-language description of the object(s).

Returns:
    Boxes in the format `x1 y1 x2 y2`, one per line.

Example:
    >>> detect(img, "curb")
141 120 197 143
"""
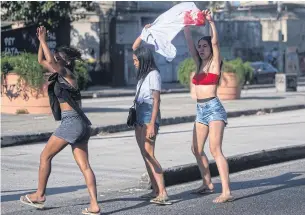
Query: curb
139 144 305 189
81 88 188 99
1 104 305 148
80 82 305 99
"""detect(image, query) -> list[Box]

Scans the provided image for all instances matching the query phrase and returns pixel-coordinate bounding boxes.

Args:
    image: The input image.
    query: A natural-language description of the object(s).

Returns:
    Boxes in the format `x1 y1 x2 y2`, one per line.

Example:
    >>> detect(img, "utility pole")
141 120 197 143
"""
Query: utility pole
277 1 284 73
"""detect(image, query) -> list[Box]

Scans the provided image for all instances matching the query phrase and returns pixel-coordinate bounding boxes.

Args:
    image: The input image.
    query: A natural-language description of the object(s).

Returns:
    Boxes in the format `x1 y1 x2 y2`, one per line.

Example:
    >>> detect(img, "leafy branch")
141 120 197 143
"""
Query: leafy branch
0 1 96 28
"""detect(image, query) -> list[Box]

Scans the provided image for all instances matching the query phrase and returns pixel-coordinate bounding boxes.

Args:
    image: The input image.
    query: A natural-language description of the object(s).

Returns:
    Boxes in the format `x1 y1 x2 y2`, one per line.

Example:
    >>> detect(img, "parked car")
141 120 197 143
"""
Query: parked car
249 61 278 84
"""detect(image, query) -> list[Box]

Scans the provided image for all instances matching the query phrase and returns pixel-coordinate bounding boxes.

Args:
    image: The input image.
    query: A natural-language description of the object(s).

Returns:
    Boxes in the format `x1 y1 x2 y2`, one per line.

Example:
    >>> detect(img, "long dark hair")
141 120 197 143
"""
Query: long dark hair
133 47 159 80
55 46 83 72
197 36 223 73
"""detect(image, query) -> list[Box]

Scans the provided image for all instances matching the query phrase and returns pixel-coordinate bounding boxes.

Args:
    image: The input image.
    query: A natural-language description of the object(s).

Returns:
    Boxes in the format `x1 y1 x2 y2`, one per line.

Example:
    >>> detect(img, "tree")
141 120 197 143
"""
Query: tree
0 1 96 28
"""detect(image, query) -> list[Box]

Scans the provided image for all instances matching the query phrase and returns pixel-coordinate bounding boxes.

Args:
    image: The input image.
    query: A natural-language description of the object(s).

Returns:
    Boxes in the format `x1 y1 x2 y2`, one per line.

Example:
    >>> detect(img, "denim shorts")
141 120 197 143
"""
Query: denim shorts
196 97 228 126
136 102 161 129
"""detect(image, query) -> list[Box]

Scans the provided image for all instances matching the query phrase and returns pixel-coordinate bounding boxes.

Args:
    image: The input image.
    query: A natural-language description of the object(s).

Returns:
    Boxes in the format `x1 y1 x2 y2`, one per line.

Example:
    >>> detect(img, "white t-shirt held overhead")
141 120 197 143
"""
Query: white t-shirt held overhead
136 70 161 105
140 2 205 62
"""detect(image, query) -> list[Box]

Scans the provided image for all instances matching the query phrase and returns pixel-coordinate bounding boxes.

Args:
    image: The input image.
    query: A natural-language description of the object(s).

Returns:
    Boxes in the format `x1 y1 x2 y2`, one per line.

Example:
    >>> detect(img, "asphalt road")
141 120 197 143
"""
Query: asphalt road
2 159 305 215
1 109 305 214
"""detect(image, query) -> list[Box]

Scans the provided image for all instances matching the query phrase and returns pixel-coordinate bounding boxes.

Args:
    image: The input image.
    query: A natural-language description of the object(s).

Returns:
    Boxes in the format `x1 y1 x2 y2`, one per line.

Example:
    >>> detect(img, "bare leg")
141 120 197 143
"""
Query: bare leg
72 142 100 213
135 126 158 196
21 135 68 203
209 121 233 203
191 123 214 192
140 124 169 200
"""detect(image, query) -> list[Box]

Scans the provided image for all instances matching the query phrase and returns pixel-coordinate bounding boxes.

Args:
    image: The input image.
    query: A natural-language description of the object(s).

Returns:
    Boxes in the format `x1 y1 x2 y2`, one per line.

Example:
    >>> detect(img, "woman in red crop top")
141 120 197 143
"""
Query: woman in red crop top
184 9 233 203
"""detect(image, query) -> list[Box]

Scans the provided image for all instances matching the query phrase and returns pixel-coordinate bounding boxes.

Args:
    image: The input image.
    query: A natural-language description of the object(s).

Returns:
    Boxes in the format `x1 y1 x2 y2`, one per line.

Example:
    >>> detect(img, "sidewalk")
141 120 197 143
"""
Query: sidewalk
1 87 305 146
81 79 305 99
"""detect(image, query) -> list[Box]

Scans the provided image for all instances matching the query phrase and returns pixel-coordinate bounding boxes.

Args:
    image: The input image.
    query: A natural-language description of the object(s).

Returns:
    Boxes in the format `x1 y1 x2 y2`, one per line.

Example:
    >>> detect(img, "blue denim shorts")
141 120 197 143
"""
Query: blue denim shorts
196 97 228 126
136 102 161 129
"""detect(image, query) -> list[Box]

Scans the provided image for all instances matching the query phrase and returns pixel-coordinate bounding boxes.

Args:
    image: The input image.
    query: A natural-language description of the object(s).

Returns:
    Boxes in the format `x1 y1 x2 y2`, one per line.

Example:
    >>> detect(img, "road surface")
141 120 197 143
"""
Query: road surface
1 109 305 214
2 159 305 215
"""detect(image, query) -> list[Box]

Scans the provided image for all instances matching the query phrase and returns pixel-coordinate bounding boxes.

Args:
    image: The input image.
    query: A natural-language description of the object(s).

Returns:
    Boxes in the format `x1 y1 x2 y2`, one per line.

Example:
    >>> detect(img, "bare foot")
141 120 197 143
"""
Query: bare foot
25 193 46 203
213 193 234 203
88 204 100 213
20 193 46 209
82 207 100 215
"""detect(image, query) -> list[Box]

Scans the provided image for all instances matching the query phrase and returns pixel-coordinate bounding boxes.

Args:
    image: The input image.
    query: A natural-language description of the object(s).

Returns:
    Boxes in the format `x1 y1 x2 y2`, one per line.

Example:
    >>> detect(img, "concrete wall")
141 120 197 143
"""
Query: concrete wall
70 17 100 61
261 19 288 43
215 21 263 61
286 19 305 53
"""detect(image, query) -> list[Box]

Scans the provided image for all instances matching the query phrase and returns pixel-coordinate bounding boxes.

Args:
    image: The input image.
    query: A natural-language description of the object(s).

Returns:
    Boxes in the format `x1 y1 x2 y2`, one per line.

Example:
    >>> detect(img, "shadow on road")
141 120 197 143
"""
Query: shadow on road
1 185 86 202
2 172 304 214
169 171 305 204
231 171 305 201
241 96 285 100
83 107 129 113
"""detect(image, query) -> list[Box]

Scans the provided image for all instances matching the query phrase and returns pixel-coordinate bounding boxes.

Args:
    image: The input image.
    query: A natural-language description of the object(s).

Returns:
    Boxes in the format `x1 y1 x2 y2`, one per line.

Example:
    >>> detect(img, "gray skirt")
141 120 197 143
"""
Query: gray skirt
53 110 91 144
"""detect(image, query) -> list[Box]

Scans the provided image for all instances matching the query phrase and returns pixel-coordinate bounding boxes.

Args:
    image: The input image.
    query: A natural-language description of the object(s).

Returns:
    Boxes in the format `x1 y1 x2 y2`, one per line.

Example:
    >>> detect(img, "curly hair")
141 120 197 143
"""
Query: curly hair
55 46 83 72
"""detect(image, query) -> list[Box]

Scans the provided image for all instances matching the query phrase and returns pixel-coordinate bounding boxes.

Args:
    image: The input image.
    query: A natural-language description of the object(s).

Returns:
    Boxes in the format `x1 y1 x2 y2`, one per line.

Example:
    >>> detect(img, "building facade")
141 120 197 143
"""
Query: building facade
71 1 209 86
70 1 305 86
213 1 305 75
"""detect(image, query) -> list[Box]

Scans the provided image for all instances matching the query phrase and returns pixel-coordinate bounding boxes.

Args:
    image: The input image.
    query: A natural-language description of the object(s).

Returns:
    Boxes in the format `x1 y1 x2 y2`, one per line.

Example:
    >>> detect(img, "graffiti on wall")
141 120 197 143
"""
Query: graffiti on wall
1 24 68 55
3 37 19 55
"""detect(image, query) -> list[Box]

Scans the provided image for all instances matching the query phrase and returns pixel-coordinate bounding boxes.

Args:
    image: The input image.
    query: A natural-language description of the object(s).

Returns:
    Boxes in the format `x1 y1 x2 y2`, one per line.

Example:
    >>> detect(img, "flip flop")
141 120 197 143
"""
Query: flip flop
82 208 101 215
213 195 235 203
140 192 157 200
150 196 173 205
20 195 45 209
191 187 214 195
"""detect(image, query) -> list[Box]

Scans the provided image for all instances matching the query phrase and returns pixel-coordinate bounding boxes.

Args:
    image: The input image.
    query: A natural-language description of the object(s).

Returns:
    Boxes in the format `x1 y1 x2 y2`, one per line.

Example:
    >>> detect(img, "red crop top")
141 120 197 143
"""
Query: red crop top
192 72 219 85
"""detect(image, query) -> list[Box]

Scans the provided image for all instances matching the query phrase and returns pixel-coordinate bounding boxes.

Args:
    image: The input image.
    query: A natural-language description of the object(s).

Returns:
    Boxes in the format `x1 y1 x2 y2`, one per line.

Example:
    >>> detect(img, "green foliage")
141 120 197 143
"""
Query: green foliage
177 58 197 88
0 1 95 28
1 53 46 89
1 54 14 74
222 58 253 84
75 61 90 90
1 53 90 91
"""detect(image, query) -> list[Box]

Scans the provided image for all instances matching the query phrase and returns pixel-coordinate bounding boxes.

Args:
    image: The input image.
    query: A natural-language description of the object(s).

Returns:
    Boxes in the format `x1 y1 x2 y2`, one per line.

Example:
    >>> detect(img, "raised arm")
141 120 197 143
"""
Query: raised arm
37 27 55 63
37 43 44 64
36 26 60 73
132 36 142 51
205 10 221 64
132 24 152 51
184 26 200 68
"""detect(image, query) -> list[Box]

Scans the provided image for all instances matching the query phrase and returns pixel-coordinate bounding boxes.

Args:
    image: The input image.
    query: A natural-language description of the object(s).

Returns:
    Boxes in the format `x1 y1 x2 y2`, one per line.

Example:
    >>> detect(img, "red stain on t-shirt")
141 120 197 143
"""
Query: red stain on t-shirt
183 10 205 26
